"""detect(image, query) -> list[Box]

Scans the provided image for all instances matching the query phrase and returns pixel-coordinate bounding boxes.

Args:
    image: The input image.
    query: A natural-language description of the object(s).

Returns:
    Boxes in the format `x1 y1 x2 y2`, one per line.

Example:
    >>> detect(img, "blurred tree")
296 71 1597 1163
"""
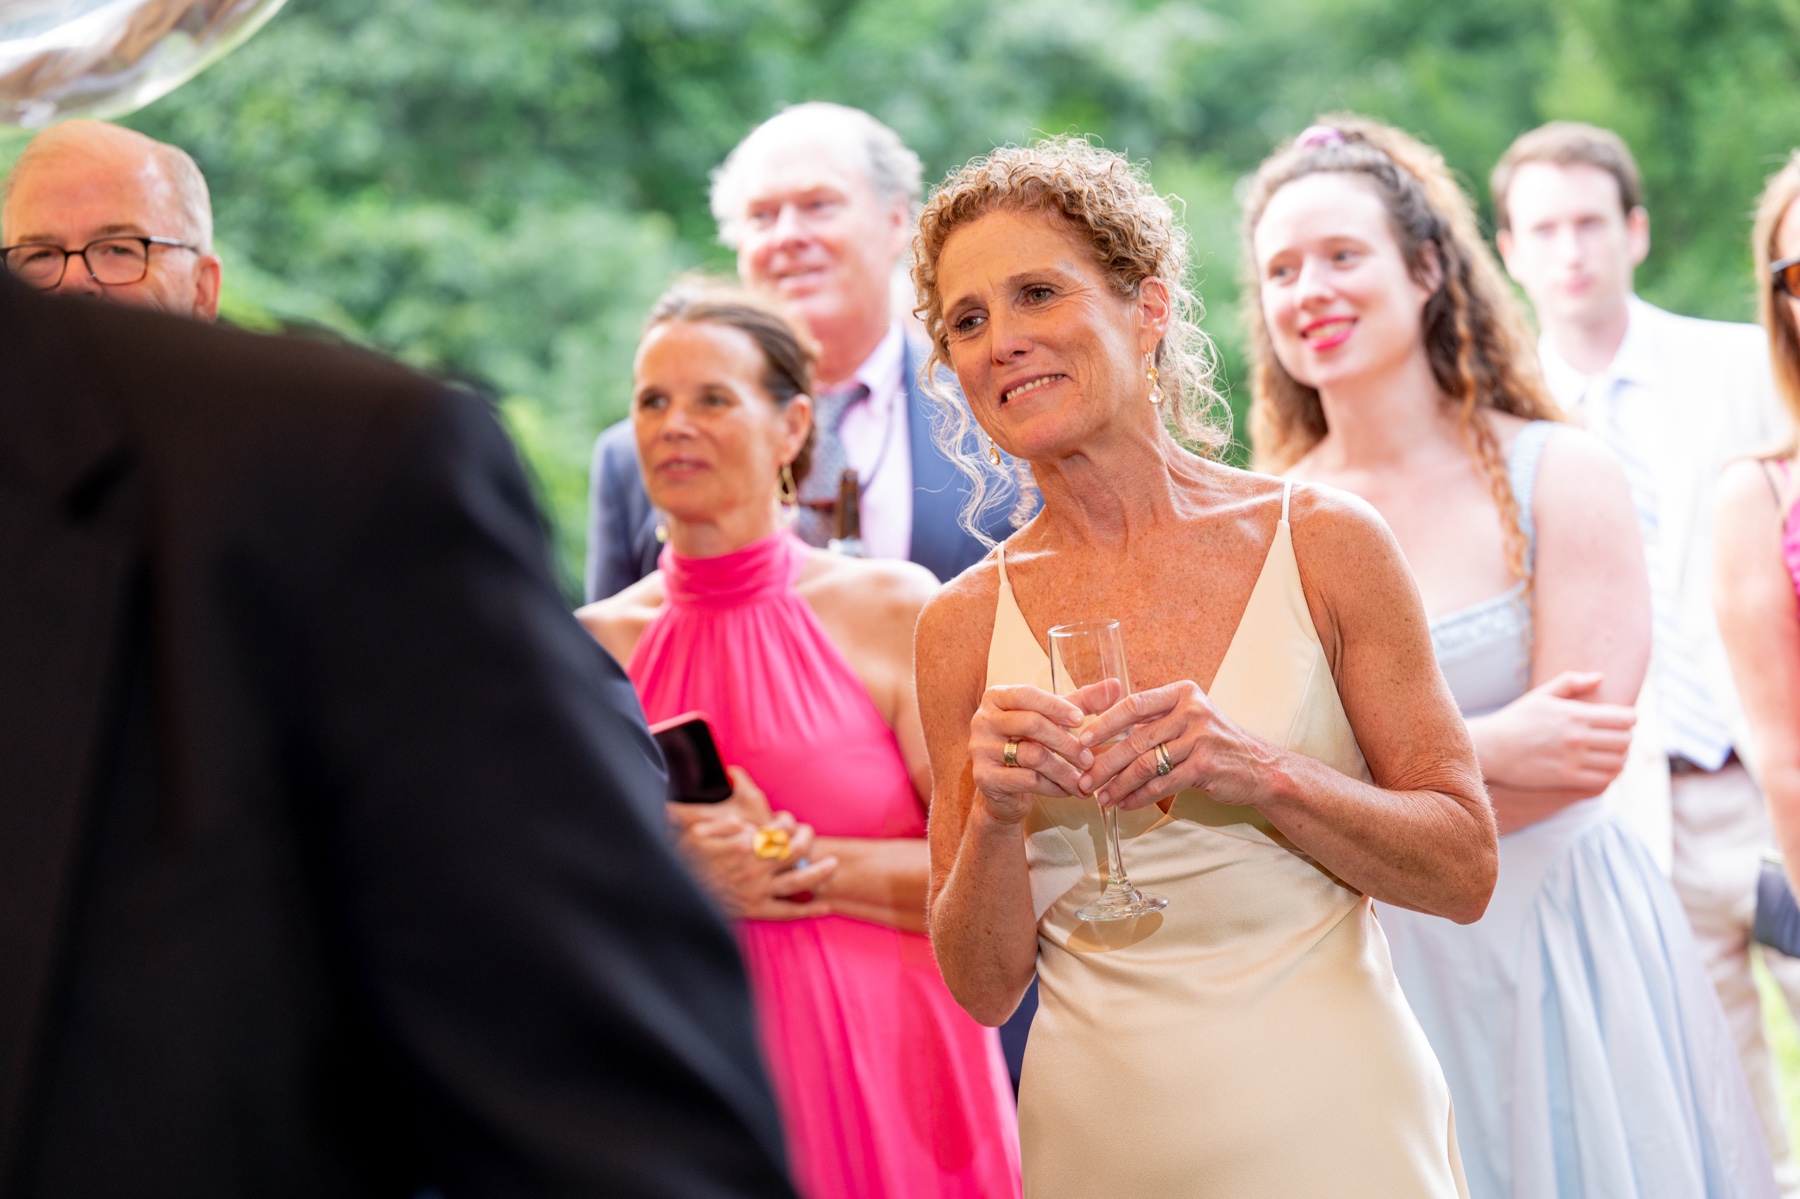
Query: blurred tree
22 0 1791 590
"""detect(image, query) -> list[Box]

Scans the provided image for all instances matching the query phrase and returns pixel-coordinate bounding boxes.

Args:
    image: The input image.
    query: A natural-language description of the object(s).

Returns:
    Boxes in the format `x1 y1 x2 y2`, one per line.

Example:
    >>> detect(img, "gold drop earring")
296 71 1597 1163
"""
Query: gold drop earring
778 462 798 506
1145 352 1163 405
987 436 1002 466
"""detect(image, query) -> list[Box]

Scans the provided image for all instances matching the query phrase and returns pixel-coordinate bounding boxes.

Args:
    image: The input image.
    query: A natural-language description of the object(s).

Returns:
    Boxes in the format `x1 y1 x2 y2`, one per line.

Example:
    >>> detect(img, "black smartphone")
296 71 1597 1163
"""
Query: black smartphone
650 711 734 804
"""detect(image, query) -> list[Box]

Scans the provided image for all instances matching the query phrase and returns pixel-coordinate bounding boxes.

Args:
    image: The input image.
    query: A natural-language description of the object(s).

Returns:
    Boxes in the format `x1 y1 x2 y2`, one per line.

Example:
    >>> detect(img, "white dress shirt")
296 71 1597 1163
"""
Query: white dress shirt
1538 296 1788 861
833 322 914 562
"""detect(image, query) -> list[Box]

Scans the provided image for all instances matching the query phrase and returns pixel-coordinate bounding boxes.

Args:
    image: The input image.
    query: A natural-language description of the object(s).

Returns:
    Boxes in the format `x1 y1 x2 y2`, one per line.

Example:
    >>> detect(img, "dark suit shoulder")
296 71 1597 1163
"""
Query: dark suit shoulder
61 298 493 583
68 297 449 459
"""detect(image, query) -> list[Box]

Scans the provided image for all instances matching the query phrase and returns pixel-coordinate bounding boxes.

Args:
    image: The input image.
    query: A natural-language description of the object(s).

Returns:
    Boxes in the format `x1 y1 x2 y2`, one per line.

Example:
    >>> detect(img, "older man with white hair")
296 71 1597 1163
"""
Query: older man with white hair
585 102 1017 601
2 119 220 321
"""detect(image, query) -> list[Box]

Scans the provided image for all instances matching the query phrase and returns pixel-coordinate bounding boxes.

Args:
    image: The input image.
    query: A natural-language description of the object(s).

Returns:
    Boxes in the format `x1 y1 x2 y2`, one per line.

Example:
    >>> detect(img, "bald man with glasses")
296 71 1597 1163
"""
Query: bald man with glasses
2 119 220 321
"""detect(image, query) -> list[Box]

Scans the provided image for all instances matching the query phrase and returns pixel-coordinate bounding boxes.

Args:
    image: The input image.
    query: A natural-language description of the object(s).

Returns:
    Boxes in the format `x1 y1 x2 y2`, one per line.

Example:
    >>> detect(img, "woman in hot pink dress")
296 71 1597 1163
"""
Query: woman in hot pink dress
578 281 1020 1199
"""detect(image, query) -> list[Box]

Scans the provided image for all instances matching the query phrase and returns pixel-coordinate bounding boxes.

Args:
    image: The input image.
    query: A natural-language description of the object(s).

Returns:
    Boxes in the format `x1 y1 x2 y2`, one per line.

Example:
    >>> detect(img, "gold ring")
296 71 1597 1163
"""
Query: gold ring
752 826 791 860
1003 739 1020 768
1154 743 1173 777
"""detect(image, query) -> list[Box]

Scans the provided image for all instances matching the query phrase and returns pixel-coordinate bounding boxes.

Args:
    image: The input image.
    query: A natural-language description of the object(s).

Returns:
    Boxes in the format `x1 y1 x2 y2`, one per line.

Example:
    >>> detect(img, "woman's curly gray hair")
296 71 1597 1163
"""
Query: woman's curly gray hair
910 135 1230 544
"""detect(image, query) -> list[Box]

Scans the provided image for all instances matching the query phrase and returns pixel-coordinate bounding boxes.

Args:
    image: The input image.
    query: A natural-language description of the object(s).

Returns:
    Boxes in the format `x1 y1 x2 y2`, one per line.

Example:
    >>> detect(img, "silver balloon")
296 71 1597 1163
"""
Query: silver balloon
0 0 287 130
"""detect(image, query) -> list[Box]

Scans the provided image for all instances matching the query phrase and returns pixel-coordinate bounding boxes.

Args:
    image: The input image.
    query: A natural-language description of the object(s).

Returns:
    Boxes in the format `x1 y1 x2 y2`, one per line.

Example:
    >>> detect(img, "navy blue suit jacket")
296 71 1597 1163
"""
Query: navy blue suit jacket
585 336 1014 600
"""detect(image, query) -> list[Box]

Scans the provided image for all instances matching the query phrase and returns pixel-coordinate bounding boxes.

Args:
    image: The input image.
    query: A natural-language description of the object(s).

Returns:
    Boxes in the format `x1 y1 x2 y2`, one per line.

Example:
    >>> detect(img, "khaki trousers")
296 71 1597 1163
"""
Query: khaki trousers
1673 761 1800 1197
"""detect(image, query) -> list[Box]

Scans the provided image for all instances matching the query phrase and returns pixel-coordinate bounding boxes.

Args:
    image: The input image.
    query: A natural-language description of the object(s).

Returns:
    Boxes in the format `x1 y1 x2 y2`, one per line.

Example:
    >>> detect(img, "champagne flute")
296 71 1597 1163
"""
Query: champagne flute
1048 619 1170 922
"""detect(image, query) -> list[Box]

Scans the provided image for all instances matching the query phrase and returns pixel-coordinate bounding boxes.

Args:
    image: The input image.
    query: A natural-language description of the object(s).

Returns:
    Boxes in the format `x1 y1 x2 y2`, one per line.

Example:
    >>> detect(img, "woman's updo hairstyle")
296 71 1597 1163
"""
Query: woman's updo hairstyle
643 277 821 486
1241 115 1562 586
911 135 1230 541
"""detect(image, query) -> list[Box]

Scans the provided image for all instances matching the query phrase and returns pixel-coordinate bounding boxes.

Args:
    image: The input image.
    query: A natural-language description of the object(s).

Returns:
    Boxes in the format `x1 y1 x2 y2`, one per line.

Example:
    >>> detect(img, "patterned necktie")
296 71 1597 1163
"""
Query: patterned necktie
791 381 869 548
1587 377 1732 768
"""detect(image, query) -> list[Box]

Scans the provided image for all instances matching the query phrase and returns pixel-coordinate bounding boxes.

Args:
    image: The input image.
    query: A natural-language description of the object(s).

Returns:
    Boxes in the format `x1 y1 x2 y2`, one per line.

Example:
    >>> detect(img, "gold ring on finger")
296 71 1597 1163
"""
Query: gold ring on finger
1003 739 1020 768
1154 743 1173 777
753 826 791 860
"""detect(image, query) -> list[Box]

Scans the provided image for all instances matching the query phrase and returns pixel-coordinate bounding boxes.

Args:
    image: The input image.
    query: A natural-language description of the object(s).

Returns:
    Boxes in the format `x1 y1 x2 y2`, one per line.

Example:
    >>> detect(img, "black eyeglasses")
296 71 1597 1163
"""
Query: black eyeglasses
1773 253 1800 298
1 235 198 289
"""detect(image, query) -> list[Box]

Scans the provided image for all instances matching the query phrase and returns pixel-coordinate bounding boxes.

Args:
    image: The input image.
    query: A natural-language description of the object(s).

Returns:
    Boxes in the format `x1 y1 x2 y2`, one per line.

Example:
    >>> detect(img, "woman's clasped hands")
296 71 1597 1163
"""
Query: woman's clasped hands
668 766 838 920
971 679 1257 819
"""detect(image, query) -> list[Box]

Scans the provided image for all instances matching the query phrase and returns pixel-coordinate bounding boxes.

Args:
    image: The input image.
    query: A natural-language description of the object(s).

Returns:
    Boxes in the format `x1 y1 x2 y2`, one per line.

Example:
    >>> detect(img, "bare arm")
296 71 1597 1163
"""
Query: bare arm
1465 429 1649 832
917 570 1090 1024
810 841 928 932
805 561 938 934
1081 489 1495 922
1716 458 1800 884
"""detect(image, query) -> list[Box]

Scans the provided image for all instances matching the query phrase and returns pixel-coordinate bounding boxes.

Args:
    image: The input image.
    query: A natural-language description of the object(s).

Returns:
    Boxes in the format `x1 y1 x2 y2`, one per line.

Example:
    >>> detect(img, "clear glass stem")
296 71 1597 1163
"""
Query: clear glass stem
1102 803 1132 893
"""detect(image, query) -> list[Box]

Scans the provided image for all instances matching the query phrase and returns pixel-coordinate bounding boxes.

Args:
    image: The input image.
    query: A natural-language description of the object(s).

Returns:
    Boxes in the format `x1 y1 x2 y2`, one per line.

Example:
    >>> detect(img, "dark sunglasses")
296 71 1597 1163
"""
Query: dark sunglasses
1773 253 1800 297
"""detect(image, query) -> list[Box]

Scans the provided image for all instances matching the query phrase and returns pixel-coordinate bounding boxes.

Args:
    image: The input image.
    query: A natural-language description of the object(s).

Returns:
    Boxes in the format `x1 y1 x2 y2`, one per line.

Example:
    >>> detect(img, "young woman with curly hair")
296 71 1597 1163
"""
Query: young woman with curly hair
1247 116 1774 1197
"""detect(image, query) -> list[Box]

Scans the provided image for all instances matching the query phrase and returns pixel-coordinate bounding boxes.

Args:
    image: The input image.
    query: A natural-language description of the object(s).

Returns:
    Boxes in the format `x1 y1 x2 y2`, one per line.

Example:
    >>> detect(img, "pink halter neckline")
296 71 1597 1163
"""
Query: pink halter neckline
627 527 913 830
658 529 807 610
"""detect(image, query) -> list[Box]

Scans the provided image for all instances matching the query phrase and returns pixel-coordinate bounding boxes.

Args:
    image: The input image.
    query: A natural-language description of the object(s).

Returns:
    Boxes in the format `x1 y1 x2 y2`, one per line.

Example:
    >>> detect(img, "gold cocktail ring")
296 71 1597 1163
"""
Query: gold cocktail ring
752 826 791 860
1154 743 1173 777
1003 739 1020 768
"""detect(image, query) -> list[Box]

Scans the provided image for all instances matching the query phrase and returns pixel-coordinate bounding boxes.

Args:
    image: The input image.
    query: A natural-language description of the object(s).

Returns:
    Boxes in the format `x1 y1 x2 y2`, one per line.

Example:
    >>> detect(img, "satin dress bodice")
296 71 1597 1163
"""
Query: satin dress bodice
987 482 1468 1199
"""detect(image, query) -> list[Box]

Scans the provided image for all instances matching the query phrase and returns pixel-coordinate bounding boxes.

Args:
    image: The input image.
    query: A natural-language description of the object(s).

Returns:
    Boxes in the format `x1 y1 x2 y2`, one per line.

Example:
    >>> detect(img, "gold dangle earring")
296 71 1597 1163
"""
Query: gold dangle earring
778 462 798 506
1145 352 1163 405
987 435 1002 466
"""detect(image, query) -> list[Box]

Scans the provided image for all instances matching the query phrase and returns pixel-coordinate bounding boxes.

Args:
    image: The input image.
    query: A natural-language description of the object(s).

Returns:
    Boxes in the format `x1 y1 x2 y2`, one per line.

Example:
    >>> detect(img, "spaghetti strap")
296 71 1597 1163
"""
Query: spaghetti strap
1281 478 1293 522
1507 421 1556 571
1763 458 1788 506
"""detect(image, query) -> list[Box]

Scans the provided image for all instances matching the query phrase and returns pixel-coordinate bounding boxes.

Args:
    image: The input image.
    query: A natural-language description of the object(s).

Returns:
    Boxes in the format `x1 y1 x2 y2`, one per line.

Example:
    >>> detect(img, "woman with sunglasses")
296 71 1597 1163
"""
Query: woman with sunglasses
1717 153 1800 941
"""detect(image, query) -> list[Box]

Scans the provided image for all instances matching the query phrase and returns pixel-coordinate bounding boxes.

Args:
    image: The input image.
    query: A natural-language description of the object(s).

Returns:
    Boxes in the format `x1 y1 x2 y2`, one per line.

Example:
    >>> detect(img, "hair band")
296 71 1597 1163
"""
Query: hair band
1296 125 1345 148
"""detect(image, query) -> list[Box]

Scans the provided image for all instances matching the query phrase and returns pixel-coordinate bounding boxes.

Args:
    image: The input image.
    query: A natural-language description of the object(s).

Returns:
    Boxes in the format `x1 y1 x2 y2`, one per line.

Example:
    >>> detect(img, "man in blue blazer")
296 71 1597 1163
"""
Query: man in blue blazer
585 102 1015 601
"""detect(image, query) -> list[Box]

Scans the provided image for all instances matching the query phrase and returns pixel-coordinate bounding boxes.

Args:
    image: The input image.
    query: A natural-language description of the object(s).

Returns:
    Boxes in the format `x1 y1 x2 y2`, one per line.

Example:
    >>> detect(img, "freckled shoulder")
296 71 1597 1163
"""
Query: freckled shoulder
915 553 1006 680
1285 479 1408 580
1284 477 1393 554
1281 479 1415 659
920 551 1002 623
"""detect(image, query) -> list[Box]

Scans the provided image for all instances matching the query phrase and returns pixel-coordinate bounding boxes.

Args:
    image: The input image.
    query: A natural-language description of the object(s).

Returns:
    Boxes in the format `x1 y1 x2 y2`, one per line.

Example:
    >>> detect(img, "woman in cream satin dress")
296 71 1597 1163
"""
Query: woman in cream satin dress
911 137 1494 1198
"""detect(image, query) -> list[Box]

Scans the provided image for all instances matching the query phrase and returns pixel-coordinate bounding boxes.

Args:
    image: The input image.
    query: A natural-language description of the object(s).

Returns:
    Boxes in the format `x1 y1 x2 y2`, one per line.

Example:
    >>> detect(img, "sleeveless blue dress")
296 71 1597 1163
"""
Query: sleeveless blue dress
1374 422 1777 1198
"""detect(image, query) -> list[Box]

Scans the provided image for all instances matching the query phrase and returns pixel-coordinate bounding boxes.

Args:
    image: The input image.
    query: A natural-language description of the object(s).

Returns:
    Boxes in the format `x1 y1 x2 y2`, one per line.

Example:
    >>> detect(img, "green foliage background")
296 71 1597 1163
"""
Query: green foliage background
20 0 1800 591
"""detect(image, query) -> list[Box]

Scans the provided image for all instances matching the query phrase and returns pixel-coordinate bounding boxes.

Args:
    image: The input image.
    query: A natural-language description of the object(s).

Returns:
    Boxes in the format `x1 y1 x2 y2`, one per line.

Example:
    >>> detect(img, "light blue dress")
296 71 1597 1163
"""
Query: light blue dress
1374 421 1777 1199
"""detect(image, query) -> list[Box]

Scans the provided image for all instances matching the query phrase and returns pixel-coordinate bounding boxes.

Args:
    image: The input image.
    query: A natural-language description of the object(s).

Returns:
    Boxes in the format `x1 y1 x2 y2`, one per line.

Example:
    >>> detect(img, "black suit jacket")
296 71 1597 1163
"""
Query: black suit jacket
585 335 1018 600
0 278 795 1198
